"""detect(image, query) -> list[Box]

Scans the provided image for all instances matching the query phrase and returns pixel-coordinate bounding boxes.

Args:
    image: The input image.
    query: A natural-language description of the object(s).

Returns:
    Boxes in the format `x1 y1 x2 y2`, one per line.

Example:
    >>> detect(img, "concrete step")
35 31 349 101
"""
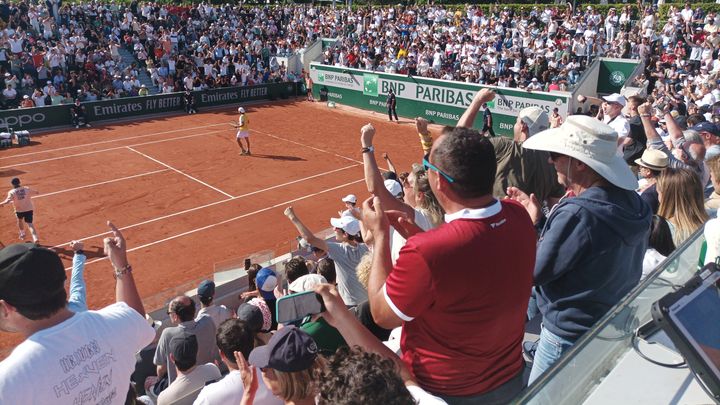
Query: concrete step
117 47 159 94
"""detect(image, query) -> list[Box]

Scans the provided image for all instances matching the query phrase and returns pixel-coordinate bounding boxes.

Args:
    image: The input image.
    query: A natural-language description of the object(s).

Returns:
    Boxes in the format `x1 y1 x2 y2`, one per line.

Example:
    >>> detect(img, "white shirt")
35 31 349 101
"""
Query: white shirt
193 369 283 405
196 305 232 330
158 363 222 405
0 303 155 405
604 114 630 139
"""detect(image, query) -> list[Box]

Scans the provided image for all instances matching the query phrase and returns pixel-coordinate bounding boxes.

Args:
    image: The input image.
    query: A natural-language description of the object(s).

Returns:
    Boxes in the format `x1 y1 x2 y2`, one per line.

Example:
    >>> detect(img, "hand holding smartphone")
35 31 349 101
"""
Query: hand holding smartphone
276 291 326 324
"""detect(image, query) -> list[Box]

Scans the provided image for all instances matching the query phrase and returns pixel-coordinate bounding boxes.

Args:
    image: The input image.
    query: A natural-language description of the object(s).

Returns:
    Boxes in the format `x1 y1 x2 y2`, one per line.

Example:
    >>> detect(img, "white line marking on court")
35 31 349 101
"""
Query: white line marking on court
251 129 362 164
67 178 364 270
0 130 225 170
126 146 234 198
36 169 169 199
51 163 361 249
0 123 228 161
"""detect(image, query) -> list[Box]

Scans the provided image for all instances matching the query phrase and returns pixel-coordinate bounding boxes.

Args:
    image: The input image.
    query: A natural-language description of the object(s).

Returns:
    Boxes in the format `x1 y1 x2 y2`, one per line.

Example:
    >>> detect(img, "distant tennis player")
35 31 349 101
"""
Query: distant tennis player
0 178 40 244
236 106 251 155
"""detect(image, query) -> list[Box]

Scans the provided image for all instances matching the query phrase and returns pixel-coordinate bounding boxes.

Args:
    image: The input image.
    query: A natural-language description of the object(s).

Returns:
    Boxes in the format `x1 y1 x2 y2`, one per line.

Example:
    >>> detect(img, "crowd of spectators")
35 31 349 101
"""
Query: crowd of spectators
2 1 720 110
6 1 720 404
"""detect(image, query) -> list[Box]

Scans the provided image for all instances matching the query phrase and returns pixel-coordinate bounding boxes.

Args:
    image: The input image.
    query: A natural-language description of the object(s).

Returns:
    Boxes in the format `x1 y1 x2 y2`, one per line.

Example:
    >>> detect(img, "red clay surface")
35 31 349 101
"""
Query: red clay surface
0 99 428 358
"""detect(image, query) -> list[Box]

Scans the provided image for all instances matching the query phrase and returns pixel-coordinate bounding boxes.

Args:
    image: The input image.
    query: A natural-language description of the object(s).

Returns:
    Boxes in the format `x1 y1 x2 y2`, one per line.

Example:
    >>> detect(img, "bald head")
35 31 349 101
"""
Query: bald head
169 295 196 322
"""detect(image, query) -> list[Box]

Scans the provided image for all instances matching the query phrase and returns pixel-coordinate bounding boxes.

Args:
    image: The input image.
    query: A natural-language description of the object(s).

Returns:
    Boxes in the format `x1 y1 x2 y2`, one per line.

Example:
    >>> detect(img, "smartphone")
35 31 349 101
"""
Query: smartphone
244 258 251 270
276 291 326 324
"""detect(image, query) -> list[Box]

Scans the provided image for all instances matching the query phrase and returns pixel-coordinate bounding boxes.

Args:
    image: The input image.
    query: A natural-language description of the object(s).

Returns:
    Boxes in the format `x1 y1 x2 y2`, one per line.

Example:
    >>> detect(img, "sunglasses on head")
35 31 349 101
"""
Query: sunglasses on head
422 153 455 183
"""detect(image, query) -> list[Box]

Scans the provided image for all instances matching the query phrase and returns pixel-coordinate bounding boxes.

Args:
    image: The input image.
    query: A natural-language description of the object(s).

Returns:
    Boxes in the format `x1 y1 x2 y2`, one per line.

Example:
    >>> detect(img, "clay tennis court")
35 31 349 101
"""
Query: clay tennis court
0 99 426 357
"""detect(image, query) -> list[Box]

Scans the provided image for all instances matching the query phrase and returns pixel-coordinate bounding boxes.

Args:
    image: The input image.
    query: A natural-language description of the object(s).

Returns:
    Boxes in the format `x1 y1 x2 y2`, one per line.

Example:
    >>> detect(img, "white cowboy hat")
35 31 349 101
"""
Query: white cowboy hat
522 115 638 190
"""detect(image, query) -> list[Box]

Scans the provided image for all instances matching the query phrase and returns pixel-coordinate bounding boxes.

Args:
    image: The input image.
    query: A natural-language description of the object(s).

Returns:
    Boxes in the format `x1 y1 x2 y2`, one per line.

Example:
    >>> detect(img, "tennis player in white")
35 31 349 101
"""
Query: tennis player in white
0 178 40 244
236 106 251 155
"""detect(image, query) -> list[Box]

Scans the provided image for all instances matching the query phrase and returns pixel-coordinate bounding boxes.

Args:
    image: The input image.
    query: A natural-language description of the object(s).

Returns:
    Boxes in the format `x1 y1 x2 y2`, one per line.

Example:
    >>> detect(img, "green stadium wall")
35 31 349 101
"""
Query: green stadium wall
309 63 570 136
0 82 298 131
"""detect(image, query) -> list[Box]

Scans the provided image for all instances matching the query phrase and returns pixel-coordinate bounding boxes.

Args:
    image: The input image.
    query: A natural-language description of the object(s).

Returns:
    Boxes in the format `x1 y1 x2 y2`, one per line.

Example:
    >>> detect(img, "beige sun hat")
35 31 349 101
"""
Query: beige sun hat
522 115 639 190
634 149 669 171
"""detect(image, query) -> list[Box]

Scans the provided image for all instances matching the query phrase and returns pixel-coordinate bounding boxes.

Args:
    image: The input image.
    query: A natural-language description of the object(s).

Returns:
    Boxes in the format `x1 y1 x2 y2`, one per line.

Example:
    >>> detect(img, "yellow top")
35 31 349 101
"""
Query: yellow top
238 114 249 131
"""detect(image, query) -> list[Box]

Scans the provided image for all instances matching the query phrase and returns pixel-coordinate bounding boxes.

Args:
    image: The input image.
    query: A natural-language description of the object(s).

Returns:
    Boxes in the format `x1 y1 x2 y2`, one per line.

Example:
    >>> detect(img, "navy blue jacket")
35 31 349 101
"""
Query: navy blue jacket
535 185 652 341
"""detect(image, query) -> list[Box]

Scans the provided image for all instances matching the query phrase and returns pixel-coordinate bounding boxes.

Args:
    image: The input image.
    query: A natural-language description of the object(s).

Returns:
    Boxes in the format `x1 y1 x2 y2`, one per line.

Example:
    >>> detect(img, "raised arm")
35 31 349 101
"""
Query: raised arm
283 206 329 252
315 283 415 384
382 152 397 174
457 88 496 128
361 124 413 215
104 221 145 316
415 117 433 154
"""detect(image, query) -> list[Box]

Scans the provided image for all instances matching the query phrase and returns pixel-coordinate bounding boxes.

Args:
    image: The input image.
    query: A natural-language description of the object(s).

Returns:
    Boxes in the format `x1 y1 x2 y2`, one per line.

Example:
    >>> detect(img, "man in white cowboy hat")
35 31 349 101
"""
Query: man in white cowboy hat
235 106 251 155
635 149 669 214
509 115 652 384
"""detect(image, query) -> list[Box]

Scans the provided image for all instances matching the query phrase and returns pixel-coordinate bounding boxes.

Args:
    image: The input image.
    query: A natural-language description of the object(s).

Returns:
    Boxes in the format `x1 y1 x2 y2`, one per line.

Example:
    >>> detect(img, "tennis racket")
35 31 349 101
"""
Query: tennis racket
229 121 240 129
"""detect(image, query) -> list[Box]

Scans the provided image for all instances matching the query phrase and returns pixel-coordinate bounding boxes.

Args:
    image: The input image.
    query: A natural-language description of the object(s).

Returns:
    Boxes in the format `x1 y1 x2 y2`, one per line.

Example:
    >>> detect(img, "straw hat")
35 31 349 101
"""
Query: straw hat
634 149 669 171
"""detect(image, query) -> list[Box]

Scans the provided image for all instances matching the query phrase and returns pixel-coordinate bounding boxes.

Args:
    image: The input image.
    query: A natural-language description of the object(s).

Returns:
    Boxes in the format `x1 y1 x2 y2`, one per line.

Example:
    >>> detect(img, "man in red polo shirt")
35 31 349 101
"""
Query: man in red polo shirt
362 113 536 402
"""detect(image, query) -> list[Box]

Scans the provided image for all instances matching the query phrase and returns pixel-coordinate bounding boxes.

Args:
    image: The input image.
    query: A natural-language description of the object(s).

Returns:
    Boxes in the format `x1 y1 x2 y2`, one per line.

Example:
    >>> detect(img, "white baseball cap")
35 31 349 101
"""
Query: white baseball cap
288 274 328 293
238 107 245 113
601 93 627 107
518 107 550 136
330 216 361 236
384 179 403 198
341 194 357 204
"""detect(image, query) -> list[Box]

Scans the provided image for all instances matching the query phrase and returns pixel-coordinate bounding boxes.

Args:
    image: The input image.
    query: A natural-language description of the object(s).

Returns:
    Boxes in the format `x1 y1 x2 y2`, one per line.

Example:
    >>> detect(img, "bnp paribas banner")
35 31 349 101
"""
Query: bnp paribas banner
310 63 570 136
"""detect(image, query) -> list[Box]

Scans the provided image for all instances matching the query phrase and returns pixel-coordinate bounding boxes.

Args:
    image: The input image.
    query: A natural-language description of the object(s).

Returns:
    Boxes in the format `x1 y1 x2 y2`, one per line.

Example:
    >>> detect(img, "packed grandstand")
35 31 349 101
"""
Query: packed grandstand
1 1 720 404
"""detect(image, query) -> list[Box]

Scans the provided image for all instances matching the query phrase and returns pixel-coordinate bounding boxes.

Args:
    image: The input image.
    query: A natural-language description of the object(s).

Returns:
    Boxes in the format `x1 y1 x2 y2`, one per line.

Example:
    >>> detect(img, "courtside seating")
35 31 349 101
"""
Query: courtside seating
0 132 12 148
14 131 30 147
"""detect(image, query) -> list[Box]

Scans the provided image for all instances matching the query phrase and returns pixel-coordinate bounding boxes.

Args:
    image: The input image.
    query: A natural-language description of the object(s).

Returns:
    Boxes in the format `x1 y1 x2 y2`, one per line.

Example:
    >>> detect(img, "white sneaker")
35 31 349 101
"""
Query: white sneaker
19 231 25 240
75 125 80 129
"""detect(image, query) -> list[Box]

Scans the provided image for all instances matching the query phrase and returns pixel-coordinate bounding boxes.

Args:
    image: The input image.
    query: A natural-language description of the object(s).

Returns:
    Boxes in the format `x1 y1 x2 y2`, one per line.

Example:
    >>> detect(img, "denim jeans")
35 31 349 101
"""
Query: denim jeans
528 326 575 385
67 253 88 313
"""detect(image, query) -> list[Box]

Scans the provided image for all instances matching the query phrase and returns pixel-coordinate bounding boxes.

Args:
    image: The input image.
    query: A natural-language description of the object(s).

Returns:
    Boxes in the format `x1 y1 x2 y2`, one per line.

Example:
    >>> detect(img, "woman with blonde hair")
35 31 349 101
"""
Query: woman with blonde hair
657 167 709 246
243 326 326 405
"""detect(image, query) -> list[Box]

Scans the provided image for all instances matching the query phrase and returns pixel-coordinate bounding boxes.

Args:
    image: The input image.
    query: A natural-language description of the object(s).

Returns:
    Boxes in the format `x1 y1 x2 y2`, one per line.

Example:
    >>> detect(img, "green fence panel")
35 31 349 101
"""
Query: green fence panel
0 104 73 131
85 93 185 122
597 60 639 95
310 64 570 137
195 82 296 108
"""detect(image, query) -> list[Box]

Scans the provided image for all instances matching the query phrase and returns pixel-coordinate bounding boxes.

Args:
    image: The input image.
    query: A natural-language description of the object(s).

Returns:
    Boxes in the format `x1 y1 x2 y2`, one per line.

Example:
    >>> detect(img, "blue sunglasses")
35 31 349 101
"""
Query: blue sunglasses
422 154 455 183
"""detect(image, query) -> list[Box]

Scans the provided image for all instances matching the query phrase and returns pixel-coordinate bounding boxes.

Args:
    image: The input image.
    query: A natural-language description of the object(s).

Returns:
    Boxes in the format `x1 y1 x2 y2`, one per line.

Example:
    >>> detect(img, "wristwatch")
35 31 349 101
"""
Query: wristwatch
361 145 374 153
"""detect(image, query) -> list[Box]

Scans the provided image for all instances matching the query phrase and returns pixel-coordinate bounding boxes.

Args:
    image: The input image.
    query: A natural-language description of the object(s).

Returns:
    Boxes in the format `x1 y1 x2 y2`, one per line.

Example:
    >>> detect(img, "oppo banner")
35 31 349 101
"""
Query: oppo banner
0 82 299 132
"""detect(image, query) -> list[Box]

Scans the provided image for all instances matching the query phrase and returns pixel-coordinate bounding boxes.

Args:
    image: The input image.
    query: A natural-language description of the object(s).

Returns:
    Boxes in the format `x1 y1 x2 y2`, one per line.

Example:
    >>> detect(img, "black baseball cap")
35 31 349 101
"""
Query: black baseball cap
236 303 263 333
197 280 215 299
170 333 198 368
0 243 66 307
248 325 318 372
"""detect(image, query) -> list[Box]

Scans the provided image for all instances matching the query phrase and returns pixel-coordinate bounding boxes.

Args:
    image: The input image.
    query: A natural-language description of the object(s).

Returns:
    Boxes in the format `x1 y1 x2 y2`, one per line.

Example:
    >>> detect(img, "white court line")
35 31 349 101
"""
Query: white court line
36 169 169 199
51 163 360 249
67 178 364 270
0 130 224 170
0 123 228 161
251 129 362 164
126 146 234 198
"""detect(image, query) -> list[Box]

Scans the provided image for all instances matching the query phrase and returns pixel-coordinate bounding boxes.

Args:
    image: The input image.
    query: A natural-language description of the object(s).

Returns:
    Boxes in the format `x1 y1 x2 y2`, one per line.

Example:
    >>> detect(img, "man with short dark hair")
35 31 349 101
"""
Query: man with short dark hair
0 222 154 404
284 257 309 286
154 295 218 385
195 319 283 405
195 280 231 331
361 108 537 402
1 177 40 243
157 333 221 405
458 91 565 206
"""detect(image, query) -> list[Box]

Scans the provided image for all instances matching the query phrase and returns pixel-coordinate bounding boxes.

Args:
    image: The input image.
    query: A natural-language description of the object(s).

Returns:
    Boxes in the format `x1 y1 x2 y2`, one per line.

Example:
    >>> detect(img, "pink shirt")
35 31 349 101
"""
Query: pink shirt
6 187 36 212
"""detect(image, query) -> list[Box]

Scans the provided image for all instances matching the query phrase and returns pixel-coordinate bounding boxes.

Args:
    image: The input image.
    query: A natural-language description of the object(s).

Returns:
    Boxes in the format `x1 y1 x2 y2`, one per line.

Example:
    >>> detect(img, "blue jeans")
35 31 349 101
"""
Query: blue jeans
528 326 575 384
67 253 88 313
